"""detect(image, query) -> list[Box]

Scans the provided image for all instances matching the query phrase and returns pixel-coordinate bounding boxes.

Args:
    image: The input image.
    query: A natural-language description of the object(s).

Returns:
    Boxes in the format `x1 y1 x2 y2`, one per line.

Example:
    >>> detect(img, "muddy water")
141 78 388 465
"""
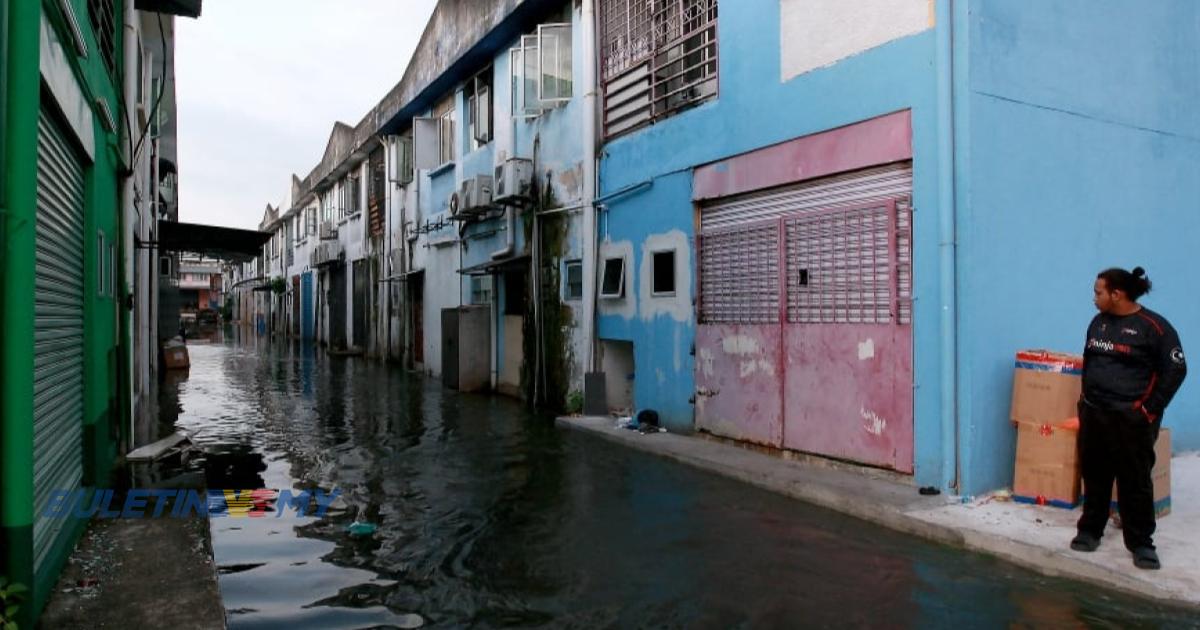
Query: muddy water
158 331 1197 629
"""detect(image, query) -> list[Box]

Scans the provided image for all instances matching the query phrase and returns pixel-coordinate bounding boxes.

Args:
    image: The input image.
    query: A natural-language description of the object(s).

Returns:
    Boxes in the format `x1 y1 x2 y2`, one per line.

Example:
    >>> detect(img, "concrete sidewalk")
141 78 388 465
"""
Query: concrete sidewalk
38 516 225 629
557 415 1200 610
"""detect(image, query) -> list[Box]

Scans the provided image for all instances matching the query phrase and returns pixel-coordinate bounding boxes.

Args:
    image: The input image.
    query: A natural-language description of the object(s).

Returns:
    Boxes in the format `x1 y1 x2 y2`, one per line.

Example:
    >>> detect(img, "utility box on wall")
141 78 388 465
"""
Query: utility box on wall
442 306 491 392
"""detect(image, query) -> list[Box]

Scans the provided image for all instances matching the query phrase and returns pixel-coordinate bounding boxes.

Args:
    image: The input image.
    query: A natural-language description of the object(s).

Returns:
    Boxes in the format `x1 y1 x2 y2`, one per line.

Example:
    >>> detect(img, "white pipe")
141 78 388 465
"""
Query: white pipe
121 0 138 446
581 0 599 374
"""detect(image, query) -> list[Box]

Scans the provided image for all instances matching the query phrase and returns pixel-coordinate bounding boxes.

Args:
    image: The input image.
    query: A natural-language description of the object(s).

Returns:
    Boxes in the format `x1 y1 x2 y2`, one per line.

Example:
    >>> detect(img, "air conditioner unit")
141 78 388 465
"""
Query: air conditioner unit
459 175 494 217
319 220 337 240
313 241 342 266
493 158 533 204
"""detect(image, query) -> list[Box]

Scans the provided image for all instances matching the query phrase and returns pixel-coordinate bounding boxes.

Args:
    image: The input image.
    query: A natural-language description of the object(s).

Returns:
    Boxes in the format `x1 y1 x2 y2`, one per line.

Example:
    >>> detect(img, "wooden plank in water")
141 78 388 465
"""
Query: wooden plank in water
127 432 190 462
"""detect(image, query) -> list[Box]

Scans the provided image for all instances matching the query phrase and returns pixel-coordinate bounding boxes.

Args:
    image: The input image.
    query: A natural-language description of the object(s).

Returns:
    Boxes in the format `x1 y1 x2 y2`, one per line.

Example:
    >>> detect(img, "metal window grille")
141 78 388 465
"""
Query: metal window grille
602 0 654 80
601 0 717 139
651 0 718 120
368 147 386 236
698 221 779 324
87 0 117 78
896 199 913 324
786 205 888 324
700 198 912 326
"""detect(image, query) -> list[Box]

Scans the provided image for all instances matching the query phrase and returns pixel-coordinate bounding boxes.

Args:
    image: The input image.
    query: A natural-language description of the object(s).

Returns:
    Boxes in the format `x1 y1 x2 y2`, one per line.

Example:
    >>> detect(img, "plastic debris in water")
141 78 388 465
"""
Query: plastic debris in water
346 521 377 536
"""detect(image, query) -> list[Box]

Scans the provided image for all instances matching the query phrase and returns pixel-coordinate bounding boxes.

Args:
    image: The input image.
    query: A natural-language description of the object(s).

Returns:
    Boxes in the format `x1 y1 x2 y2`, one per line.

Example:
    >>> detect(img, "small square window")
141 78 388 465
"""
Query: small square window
563 260 583 301
652 250 676 296
600 257 625 299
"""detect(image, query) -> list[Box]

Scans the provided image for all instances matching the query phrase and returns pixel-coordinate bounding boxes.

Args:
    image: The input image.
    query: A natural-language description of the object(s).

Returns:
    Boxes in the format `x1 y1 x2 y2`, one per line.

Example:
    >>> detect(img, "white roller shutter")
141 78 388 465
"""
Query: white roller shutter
33 106 86 574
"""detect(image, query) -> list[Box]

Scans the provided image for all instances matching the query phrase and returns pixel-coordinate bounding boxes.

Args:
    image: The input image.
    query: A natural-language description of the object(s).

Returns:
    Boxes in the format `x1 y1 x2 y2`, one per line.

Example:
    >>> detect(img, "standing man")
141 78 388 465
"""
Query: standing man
1071 267 1186 569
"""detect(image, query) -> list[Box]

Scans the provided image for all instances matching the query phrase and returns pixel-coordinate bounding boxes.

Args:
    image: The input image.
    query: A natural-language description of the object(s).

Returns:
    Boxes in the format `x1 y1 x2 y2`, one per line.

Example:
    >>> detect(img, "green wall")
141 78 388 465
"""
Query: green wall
2 0 127 622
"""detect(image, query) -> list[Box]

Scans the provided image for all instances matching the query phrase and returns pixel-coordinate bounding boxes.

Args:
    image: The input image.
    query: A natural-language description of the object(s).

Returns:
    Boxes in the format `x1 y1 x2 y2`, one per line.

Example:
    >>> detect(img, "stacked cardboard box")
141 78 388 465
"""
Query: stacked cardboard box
1106 428 1172 519
1009 350 1173 516
1010 350 1083 508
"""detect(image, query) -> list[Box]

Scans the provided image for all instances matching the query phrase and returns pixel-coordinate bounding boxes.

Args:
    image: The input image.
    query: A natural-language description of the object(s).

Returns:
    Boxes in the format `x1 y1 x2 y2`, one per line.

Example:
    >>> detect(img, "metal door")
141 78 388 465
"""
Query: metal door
301 272 314 340
292 275 300 337
442 308 459 388
410 279 424 364
696 162 914 471
329 263 347 350
33 106 86 574
352 259 366 349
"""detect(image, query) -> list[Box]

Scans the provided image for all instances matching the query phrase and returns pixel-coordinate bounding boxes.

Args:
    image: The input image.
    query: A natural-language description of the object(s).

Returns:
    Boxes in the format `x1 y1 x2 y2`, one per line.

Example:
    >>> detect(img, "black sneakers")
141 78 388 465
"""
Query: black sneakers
1070 532 1101 552
1132 547 1161 570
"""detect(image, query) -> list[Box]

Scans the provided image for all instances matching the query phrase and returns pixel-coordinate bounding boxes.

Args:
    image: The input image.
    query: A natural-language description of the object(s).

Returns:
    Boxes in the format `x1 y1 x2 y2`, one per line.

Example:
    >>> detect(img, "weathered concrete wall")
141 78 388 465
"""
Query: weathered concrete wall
780 0 932 81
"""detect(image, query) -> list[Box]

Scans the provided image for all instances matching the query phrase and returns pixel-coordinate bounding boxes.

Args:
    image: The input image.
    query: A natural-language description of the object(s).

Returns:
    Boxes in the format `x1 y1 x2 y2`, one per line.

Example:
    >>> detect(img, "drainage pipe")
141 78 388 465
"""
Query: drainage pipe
580 0 599 373
936 0 960 493
120 0 138 448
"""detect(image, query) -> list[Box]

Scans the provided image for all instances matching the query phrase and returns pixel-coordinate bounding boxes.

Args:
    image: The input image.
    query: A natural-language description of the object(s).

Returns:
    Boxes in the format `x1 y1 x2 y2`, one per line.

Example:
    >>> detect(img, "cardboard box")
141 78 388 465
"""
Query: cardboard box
1105 428 1172 519
1012 421 1080 508
163 345 190 370
1010 350 1083 425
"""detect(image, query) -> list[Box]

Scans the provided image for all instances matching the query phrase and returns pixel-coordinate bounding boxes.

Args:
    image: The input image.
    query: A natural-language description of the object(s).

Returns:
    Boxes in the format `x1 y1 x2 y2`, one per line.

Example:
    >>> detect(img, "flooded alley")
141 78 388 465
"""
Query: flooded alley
139 332 1194 629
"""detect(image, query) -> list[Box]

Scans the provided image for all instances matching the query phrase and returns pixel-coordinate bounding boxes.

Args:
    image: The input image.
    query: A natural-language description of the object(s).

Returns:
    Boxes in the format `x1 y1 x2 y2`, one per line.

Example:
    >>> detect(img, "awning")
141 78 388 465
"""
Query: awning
135 0 202 17
380 268 425 284
157 221 272 262
457 254 530 276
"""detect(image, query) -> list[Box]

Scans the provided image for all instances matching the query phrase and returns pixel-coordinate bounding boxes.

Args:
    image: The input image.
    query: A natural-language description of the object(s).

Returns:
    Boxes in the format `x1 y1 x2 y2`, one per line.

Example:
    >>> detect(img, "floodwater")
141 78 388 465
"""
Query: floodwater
153 329 1198 629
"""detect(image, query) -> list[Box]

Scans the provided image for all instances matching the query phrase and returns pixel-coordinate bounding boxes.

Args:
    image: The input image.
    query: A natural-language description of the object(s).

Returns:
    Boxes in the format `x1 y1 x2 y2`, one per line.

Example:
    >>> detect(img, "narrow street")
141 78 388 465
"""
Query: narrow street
152 331 1192 628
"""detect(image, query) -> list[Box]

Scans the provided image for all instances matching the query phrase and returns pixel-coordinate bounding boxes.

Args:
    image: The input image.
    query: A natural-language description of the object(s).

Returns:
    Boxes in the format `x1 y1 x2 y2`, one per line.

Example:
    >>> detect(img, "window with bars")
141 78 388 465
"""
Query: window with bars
785 205 894 325
698 222 779 324
87 0 118 79
600 0 718 139
698 201 912 326
368 147 386 236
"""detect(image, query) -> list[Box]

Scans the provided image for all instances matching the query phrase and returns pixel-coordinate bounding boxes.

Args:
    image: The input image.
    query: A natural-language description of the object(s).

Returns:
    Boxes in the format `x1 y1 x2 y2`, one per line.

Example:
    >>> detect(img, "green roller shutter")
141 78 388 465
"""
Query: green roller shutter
32 105 86 574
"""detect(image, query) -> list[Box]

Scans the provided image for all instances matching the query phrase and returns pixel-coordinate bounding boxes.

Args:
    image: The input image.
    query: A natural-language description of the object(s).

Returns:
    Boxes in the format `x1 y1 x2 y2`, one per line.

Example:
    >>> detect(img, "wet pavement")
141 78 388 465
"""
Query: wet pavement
157 329 1198 629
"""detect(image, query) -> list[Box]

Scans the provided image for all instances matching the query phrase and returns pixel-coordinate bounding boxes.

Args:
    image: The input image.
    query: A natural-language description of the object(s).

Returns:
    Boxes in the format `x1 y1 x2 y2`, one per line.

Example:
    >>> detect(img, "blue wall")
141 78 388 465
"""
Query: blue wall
957 0 1200 494
598 0 946 485
596 172 697 431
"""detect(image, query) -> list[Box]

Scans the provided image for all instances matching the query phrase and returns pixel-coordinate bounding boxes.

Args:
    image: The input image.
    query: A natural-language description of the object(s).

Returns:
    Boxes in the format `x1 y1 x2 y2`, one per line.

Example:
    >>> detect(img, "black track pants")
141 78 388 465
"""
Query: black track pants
1076 400 1162 550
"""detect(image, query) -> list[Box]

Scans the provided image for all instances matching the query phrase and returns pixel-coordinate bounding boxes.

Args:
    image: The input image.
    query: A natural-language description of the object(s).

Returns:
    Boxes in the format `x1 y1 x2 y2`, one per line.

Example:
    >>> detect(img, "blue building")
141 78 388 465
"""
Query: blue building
593 0 1199 496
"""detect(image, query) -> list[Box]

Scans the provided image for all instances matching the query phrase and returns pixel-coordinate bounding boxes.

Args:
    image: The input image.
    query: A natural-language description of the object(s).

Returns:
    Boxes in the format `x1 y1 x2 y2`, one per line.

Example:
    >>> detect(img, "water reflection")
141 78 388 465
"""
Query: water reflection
152 336 1198 629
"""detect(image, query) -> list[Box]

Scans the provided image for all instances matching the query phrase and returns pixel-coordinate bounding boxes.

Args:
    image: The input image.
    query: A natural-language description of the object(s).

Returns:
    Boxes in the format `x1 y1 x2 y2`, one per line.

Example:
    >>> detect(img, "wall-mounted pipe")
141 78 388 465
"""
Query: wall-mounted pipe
121 0 140 448
936 0 960 492
581 0 599 373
